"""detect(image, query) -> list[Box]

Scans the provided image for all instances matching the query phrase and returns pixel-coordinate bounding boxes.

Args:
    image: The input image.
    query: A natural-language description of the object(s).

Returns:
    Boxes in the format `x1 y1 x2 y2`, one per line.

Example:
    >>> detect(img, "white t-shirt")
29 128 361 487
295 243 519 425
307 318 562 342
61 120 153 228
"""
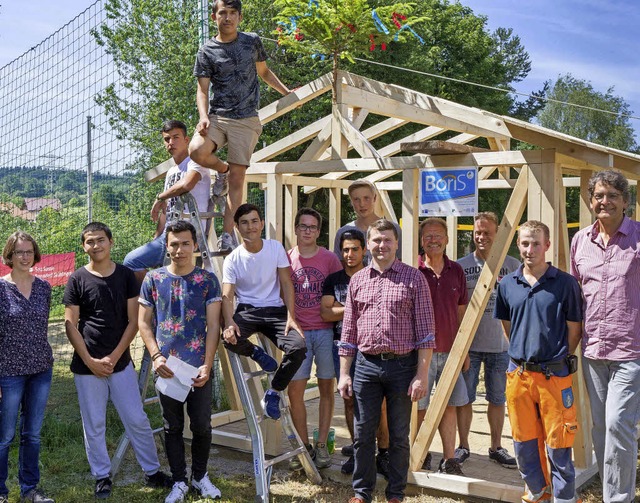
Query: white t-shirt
164 157 211 229
223 239 291 307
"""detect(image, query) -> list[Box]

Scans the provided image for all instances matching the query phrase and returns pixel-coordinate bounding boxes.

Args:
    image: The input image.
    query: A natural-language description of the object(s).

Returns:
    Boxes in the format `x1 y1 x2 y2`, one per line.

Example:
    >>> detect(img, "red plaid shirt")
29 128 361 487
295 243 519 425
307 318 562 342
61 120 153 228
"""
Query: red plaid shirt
339 260 436 357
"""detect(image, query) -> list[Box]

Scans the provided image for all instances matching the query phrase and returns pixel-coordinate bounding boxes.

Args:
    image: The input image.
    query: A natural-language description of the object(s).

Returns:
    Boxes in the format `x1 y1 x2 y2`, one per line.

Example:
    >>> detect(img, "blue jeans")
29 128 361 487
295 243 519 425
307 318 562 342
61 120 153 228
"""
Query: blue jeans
463 351 509 405
582 356 640 503
352 351 417 502
0 368 53 496
123 233 166 271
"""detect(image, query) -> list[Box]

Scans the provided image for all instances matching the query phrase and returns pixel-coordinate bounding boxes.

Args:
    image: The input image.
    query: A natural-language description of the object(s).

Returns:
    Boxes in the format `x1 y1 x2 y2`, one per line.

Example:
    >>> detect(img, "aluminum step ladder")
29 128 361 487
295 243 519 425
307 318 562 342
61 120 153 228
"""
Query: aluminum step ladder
228 339 322 503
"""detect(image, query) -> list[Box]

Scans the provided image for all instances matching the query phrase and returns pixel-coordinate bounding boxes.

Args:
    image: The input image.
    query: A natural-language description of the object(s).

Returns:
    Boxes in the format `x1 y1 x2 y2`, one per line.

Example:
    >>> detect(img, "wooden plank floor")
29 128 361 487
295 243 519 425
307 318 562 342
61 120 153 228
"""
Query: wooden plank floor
215 390 527 499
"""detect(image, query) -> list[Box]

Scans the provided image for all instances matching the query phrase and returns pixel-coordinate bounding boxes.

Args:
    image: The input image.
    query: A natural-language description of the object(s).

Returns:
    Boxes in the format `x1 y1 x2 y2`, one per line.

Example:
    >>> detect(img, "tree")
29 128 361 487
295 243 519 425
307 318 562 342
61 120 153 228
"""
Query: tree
273 0 425 100
537 74 638 152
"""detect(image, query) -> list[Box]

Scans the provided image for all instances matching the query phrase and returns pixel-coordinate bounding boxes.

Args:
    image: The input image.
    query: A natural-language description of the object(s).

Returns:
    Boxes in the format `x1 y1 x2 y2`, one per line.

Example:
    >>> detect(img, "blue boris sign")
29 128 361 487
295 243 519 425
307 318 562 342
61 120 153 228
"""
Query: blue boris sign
419 168 478 216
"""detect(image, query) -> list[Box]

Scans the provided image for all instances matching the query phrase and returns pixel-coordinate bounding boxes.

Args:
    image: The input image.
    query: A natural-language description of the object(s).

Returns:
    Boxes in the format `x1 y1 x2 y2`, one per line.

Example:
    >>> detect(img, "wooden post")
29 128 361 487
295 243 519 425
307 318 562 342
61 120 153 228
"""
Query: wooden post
573 169 595 468
409 167 529 471
527 150 561 265
265 174 283 242
284 183 298 249
402 169 420 267
446 216 458 259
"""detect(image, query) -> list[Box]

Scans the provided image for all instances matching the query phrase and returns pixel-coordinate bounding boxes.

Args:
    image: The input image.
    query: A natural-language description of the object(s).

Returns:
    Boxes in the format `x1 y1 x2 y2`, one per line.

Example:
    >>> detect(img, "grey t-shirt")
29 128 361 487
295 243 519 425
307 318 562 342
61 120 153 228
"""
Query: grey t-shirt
333 221 402 265
193 32 267 119
457 252 521 353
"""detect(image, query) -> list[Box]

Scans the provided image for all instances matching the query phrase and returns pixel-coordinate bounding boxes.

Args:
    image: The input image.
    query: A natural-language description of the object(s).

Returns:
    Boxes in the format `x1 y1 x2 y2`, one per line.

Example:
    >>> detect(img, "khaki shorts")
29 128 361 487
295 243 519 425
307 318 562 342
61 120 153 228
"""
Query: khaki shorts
206 114 262 167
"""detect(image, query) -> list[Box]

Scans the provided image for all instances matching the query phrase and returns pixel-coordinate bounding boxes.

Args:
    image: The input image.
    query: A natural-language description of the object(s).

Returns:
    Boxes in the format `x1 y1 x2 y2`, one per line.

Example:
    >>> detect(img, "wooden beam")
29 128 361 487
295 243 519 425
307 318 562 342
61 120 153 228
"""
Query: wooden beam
303 123 444 195
410 167 529 471
258 72 332 125
527 150 561 265
336 108 383 159
503 117 640 177
144 157 175 183
249 156 426 175
378 189 397 223
401 170 420 266
284 183 298 249
342 86 510 140
408 471 521 502
579 171 595 229
251 116 330 162
265 174 283 242
401 140 490 155
339 71 512 138
446 216 458 258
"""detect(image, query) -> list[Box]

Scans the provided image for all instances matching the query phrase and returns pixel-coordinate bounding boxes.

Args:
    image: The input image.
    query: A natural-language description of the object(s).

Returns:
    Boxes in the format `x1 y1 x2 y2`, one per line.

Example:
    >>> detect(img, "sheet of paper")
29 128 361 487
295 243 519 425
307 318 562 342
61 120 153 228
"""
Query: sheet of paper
155 355 200 402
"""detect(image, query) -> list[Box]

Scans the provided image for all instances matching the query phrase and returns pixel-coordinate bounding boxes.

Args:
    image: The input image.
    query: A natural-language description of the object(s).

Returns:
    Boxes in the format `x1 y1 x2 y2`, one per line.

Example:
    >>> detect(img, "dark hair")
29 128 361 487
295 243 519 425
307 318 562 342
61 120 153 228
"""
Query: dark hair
366 219 398 240
161 120 188 136
2 231 42 268
81 222 113 243
165 220 197 244
340 229 366 250
295 207 322 228
213 0 242 15
234 203 263 224
588 169 630 202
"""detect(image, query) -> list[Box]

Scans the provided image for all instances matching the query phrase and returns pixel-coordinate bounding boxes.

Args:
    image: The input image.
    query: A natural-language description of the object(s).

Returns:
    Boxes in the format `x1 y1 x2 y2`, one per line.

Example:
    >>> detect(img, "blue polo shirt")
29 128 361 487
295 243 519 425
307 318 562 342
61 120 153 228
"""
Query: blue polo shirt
494 264 582 363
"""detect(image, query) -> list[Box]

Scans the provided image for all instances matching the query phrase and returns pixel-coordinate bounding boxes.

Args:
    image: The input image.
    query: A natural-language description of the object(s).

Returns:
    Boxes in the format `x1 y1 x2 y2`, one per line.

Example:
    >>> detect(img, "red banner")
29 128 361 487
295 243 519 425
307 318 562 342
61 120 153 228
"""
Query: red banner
0 252 76 287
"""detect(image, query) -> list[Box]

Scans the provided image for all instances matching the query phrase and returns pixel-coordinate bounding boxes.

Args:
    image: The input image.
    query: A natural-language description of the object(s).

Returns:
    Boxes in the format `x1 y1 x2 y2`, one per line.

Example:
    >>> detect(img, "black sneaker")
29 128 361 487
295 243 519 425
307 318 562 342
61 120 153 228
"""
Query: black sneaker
421 452 432 471
144 470 172 488
341 455 355 474
94 477 112 499
20 488 54 503
488 447 517 469
341 443 354 456
376 451 390 480
438 458 464 475
454 445 470 464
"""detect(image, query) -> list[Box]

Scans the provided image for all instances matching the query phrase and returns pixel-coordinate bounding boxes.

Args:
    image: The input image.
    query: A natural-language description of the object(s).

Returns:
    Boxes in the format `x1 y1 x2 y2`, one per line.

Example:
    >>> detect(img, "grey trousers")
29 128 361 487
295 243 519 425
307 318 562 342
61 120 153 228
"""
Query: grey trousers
74 362 161 479
582 356 640 503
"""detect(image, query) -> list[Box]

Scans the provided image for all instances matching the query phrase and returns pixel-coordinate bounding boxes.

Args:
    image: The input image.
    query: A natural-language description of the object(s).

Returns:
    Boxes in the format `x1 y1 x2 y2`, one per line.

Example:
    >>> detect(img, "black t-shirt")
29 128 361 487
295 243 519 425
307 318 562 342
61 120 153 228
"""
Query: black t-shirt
322 269 351 340
63 263 138 375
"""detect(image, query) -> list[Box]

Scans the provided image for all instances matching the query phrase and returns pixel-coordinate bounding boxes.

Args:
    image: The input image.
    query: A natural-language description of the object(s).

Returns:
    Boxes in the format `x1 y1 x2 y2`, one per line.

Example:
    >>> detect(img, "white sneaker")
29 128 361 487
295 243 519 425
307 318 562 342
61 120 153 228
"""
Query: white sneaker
212 170 229 199
164 481 188 503
191 473 221 499
217 232 237 253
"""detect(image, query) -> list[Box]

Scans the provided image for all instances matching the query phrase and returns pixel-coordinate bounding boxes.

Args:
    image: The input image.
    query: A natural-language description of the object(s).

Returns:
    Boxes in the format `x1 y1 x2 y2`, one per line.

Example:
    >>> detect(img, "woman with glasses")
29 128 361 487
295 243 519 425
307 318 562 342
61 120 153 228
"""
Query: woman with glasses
0 232 55 503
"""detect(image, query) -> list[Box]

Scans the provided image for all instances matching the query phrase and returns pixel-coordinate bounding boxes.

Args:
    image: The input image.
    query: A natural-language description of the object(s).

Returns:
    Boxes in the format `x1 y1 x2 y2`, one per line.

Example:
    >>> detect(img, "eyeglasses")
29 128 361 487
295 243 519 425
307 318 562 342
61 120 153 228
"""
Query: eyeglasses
296 224 318 232
13 250 35 257
592 192 622 202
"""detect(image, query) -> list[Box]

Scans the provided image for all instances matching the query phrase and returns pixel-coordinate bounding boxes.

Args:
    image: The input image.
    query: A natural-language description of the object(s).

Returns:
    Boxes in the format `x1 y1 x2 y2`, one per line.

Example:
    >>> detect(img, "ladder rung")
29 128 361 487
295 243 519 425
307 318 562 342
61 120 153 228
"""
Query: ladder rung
143 396 159 406
263 446 306 468
243 370 267 379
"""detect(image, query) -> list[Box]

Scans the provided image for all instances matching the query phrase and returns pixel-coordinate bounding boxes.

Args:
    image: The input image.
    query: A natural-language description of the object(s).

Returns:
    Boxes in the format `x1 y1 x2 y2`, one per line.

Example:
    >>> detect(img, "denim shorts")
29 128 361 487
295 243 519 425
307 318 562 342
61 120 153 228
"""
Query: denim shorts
291 328 335 380
418 351 469 410
463 350 509 405
123 234 166 271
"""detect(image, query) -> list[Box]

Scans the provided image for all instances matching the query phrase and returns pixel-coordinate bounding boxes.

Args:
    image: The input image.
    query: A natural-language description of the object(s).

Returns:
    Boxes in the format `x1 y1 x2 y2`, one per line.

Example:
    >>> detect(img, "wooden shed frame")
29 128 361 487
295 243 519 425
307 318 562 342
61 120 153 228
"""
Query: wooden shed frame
146 70 639 501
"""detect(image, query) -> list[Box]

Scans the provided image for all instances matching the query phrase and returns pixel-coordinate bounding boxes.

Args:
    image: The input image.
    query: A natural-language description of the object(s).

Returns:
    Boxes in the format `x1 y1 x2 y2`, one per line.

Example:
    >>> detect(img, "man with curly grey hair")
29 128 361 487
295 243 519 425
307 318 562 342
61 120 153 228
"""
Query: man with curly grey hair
570 169 640 503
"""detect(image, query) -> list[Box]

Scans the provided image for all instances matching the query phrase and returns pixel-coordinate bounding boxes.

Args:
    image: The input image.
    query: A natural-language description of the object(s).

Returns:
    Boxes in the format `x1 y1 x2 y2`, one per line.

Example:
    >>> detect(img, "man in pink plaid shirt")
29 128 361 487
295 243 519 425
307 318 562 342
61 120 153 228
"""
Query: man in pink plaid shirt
338 219 435 503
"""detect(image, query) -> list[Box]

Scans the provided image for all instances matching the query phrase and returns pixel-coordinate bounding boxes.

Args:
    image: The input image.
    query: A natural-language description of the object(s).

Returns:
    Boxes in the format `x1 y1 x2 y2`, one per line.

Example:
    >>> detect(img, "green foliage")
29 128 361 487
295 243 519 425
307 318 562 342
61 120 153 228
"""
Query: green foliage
273 0 426 67
538 74 638 152
92 0 203 168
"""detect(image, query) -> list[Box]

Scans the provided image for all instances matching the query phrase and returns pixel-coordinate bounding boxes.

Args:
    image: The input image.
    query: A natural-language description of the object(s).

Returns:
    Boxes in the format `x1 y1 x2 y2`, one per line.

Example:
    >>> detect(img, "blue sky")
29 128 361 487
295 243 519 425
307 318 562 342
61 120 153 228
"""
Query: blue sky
2 0 639 141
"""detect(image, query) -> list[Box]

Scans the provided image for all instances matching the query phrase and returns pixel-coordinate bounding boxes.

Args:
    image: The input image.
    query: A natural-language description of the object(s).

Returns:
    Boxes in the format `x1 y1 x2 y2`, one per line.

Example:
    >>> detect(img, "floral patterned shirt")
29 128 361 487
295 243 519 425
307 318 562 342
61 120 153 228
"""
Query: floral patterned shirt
139 266 221 367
